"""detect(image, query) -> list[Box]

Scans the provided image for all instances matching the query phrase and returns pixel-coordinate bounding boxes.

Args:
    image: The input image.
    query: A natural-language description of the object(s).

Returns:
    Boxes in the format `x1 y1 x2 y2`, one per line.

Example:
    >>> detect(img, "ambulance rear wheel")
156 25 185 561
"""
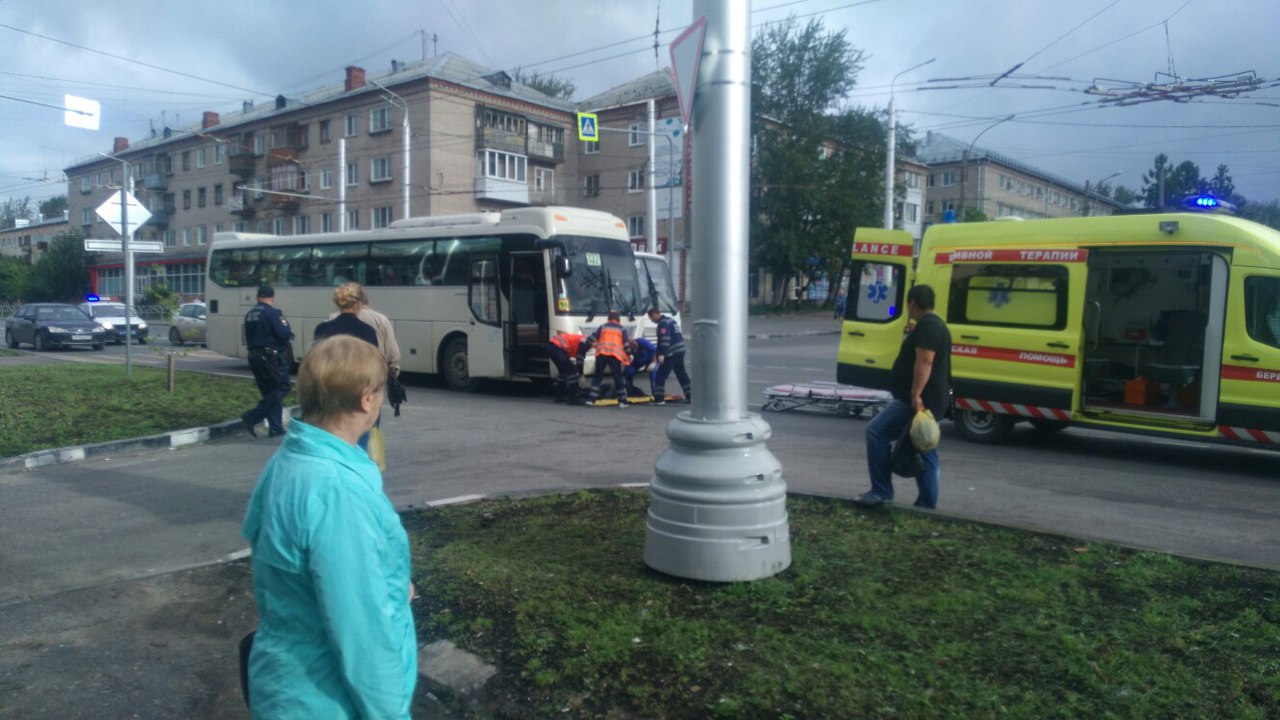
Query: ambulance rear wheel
955 409 1015 444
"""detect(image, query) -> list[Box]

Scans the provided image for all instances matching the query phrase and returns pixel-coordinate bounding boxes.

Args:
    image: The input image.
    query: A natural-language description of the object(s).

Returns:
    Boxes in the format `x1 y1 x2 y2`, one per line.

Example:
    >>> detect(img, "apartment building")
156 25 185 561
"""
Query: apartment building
65 54 577 298
0 215 67 262
915 132 1121 226
892 158 930 245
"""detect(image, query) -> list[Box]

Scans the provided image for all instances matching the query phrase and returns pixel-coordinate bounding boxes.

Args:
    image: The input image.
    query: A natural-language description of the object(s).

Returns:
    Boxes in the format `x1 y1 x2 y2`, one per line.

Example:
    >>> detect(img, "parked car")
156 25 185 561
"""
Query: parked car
5 303 107 351
169 301 207 345
78 301 148 344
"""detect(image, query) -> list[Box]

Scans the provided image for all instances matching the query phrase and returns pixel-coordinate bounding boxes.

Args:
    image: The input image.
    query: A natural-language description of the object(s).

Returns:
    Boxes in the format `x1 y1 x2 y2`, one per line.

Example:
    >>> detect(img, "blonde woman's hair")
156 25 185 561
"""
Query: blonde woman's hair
332 282 365 312
298 335 387 424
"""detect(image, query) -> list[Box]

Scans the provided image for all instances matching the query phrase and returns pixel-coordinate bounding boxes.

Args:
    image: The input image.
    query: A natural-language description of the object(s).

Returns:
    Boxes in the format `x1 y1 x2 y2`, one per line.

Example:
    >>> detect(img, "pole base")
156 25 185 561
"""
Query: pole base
644 412 791 582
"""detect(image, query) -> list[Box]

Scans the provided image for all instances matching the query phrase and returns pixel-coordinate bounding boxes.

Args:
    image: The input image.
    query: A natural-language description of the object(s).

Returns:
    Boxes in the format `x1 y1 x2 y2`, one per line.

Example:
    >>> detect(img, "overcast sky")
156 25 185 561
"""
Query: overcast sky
2 0 1277 209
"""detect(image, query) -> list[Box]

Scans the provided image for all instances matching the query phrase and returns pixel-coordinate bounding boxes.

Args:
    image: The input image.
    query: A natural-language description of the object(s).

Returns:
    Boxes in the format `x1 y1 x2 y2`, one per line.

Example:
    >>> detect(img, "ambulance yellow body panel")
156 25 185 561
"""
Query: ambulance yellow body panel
837 214 1280 449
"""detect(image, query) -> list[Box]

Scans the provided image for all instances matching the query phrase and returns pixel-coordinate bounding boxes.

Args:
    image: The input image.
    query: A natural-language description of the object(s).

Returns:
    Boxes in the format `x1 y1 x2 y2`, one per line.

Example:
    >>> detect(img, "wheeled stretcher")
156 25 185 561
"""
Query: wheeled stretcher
762 382 891 417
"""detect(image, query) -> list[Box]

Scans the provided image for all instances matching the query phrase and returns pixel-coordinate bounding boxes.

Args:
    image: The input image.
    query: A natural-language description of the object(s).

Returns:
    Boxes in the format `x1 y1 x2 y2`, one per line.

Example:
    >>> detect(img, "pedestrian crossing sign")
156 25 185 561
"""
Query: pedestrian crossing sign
577 112 599 142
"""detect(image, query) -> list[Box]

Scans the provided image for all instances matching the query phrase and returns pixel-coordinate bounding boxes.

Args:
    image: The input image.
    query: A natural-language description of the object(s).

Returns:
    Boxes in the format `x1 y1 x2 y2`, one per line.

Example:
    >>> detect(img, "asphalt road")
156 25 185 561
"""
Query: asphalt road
3 331 1277 612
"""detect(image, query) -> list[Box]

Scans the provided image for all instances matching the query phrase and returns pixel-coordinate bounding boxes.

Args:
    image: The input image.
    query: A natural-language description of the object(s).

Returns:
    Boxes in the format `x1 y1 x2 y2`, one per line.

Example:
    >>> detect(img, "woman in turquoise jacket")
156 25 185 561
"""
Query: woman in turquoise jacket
242 335 416 718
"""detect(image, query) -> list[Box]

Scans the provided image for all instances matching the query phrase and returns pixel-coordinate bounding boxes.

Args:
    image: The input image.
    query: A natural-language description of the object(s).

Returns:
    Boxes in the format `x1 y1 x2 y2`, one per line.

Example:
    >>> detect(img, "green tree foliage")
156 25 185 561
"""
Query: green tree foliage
24 230 90 302
0 256 32 302
750 17 880 304
511 68 576 100
143 275 179 318
1240 199 1280 230
38 195 67 220
1112 185 1139 207
1 196 34 230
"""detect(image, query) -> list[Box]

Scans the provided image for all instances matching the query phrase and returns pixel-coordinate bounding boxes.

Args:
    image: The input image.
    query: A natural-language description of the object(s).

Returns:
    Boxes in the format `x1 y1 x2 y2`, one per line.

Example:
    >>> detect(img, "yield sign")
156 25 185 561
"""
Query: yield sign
95 191 152 238
669 15 707 128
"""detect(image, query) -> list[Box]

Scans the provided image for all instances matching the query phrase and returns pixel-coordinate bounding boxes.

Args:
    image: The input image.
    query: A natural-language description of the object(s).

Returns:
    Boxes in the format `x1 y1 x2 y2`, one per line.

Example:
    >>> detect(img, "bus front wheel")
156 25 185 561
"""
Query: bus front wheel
955 409 1015 444
442 337 478 392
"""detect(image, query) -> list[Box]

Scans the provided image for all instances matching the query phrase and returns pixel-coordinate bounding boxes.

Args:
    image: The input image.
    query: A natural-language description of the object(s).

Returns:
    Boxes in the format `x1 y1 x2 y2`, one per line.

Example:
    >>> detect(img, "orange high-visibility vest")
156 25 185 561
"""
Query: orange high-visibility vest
594 323 629 363
550 333 585 357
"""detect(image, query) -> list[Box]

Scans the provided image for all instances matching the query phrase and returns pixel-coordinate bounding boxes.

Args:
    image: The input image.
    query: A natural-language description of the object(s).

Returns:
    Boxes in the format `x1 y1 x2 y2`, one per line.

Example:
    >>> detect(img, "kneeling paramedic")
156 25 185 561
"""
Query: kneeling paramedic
548 331 586 404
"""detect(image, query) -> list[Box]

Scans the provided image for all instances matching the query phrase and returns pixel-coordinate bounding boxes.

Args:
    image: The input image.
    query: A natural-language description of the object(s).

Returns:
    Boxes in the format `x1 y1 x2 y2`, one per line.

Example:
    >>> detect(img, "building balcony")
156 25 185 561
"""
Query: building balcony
476 127 526 155
474 176 529 205
143 174 168 191
527 138 564 164
269 194 300 213
268 147 300 167
229 153 255 178
530 187 565 206
227 194 257 217
146 209 170 227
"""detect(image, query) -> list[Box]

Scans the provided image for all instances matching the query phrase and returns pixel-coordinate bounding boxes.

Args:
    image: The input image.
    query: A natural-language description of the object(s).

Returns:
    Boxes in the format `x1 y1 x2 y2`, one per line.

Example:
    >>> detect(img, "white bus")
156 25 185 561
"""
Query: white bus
634 251 681 341
204 206 651 391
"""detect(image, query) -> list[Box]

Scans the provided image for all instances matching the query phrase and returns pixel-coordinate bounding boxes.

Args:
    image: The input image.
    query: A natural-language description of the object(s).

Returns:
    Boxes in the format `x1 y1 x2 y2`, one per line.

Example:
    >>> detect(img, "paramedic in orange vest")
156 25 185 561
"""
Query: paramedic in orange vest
578 311 633 407
548 331 586 404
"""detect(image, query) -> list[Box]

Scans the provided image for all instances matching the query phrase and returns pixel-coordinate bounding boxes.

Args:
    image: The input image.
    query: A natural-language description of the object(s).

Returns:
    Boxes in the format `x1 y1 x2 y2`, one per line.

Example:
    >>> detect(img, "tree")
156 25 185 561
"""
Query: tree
511 68 575 100
749 16 878 305
39 195 67 221
1140 154 1210 209
1 196 34 230
1112 185 1139 207
1207 164 1237 203
24 230 90 302
0 256 31 302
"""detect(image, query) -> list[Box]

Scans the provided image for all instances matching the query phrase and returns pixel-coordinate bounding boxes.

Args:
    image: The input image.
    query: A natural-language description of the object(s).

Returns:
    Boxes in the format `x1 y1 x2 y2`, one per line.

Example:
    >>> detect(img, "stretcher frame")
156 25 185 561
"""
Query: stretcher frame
762 381 891 417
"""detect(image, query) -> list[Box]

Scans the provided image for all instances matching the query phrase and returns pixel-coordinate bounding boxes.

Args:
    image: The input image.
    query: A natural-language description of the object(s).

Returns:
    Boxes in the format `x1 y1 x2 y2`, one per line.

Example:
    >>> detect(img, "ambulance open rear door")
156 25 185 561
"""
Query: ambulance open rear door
836 229 915 391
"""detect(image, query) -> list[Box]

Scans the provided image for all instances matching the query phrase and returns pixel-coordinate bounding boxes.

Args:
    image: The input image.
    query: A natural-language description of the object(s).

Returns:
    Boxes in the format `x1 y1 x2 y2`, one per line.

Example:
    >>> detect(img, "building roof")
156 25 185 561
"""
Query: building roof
579 70 675 112
917 131 1124 208
66 53 572 172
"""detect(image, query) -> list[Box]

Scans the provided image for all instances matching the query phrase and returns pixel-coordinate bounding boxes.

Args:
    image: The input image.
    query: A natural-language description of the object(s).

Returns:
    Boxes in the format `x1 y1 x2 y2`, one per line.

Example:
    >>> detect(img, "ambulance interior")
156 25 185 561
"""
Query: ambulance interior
1082 250 1224 418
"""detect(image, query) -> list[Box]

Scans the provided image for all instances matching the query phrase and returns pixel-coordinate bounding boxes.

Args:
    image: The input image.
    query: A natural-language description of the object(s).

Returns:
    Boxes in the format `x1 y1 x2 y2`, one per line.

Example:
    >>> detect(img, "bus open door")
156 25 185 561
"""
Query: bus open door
836 229 915 391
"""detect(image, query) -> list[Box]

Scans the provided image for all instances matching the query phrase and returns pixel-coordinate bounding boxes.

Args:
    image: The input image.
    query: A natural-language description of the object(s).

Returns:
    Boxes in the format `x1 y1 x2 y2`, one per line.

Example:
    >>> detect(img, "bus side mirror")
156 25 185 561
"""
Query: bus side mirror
556 255 572 278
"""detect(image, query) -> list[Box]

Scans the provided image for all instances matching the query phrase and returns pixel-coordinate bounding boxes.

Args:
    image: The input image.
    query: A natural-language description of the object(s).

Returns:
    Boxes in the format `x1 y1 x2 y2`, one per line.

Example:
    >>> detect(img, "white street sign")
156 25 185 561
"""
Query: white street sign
669 15 707 128
95 192 152 237
63 94 101 131
84 238 164 253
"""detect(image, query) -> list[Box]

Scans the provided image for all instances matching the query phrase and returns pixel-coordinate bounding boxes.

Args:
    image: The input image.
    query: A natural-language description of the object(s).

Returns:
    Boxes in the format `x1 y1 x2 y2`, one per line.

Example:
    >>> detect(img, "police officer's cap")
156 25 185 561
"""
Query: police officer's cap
257 285 275 298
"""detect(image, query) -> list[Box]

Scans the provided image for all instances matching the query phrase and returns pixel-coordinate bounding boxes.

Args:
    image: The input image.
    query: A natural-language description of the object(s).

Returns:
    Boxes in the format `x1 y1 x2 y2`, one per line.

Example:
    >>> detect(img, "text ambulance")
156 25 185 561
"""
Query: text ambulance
836 213 1280 449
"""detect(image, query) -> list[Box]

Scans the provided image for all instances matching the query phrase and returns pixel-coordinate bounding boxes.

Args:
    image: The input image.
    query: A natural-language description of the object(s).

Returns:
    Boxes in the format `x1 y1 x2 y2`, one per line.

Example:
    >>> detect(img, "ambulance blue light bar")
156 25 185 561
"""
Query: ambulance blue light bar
1181 195 1236 214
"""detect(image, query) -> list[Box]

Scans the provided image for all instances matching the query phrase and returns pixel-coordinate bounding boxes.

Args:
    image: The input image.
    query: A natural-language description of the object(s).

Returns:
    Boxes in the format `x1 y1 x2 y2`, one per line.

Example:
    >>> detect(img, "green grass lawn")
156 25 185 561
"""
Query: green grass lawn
0 362 277 457
408 490 1280 719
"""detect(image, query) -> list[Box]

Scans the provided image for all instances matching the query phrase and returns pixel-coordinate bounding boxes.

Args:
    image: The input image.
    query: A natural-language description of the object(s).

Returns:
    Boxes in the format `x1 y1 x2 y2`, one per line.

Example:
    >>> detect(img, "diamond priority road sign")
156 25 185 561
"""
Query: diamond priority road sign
95 191 151 238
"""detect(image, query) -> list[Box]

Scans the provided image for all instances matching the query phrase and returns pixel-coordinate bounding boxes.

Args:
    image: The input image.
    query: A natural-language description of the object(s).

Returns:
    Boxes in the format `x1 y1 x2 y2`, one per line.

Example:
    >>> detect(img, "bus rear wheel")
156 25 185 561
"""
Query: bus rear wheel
955 409 1015 444
442 337 478 392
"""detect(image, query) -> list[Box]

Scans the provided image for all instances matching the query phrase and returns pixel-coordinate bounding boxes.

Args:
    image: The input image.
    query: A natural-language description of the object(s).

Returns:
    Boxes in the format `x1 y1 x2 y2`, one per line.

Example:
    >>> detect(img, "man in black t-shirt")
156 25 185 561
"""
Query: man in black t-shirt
856 284 951 509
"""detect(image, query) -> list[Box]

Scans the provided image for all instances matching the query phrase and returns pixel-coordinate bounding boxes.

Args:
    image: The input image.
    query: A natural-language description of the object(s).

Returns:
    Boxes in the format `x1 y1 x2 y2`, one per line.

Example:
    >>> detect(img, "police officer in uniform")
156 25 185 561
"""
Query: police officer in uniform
241 286 294 438
648 307 692 404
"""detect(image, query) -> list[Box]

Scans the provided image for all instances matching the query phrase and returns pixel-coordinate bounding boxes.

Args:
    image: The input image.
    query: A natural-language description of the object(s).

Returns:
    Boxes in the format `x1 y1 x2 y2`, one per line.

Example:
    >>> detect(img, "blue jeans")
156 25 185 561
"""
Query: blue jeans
865 400 939 508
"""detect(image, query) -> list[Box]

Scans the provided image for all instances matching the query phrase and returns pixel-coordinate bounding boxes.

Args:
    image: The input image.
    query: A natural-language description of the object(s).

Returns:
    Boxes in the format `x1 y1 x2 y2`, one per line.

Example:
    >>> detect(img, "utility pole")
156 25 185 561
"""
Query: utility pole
644 0 791 582
369 79 411 220
884 58 934 230
957 114 1013 221
647 98 658 253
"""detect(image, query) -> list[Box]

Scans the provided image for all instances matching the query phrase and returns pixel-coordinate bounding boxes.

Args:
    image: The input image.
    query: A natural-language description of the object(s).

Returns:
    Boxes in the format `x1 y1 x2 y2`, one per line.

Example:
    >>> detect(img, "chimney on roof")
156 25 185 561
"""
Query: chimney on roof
202 111 220 129
345 65 366 91
391 59 400 74
275 94 286 110
243 100 254 114
113 136 129 153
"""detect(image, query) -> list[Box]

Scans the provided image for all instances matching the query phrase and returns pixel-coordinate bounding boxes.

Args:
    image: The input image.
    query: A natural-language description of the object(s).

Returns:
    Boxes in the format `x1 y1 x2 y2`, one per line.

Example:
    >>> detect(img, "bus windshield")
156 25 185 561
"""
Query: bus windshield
636 255 679 314
558 234 645 316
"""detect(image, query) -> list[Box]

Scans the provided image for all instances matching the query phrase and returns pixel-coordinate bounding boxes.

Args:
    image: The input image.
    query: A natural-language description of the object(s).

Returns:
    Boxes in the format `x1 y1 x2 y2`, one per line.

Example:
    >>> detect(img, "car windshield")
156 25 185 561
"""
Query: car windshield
89 304 137 318
40 307 90 322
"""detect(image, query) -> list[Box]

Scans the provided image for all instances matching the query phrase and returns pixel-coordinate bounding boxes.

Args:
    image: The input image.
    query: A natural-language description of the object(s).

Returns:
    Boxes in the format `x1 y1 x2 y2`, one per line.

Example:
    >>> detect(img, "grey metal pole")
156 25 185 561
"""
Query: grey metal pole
644 0 791 582
122 163 133 378
883 93 896 230
647 98 658 254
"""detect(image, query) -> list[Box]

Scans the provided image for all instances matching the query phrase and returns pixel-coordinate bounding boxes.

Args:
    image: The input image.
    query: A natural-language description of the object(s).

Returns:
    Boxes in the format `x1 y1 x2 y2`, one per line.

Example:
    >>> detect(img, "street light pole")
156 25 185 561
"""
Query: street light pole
98 152 135 378
1083 171 1121 217
369 79 411 220
884 58 934 230
957 114 1014 221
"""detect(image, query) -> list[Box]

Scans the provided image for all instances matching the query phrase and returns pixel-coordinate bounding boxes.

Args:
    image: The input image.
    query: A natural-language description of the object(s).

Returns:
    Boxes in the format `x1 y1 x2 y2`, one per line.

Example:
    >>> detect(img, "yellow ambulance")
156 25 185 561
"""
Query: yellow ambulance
836 212 1280 449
